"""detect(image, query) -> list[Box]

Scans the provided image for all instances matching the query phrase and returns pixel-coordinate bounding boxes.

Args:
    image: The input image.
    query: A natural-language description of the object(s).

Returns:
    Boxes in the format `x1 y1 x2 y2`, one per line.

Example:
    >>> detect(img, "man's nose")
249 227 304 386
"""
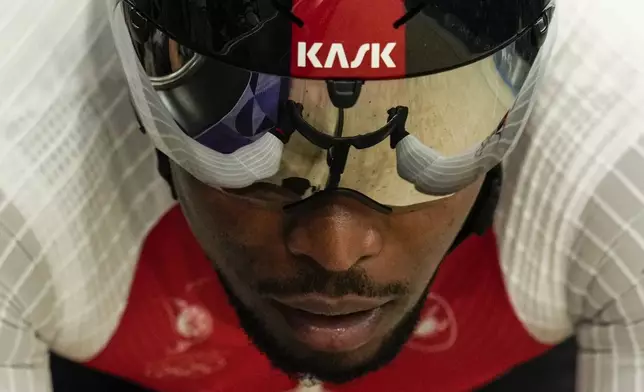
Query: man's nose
285 202 383 272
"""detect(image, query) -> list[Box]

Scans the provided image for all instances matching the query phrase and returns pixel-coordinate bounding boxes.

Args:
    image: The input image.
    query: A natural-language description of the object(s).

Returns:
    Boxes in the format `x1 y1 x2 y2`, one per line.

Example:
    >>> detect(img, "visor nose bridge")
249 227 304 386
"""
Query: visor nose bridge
284 202 383 272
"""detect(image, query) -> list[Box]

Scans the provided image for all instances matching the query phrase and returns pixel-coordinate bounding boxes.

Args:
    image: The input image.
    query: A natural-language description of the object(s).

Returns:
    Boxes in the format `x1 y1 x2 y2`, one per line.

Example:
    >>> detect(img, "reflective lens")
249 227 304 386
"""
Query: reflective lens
111 1 553 208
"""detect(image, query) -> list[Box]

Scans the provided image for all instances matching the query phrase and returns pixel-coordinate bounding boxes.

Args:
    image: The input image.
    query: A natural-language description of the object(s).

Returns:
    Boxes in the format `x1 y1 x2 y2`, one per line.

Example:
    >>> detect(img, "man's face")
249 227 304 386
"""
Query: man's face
172 163 482 383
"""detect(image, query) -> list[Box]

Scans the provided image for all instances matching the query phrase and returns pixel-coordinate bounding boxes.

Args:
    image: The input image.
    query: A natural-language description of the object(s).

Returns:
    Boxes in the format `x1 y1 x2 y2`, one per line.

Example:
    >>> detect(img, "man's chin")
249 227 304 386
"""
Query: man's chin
274 339 399 384
245 310 422 385
217 272 429 384
269 305 423 384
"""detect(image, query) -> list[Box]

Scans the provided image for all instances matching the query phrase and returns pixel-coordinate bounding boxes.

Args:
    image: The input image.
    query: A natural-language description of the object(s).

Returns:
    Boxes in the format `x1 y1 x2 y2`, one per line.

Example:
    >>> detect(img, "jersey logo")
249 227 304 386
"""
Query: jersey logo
144 279 230 381
406 293 458 353
297 42 397 69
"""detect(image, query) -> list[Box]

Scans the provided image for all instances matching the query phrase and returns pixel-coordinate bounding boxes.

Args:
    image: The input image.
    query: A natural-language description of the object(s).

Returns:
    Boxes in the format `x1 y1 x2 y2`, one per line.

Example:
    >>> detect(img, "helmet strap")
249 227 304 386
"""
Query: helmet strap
448 165 502 253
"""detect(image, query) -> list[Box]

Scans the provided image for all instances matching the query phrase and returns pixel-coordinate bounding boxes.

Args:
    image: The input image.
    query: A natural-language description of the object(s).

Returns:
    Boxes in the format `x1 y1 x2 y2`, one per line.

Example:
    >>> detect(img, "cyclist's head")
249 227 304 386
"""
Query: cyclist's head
110 0 554 383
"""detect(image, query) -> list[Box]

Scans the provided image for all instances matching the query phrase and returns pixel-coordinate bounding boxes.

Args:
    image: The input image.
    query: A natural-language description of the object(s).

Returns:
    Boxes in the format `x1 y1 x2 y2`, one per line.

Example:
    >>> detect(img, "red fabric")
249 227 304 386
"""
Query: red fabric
87 206 552 392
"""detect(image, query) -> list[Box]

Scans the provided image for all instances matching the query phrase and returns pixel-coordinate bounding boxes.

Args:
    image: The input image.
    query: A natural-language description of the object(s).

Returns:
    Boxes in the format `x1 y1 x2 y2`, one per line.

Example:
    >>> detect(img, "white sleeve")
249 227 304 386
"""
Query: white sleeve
0 3 104 390
568 134 644 392
491 0 644 389
0 222 52 392
552 121 644 392
574 221 644 392
0 3 176 388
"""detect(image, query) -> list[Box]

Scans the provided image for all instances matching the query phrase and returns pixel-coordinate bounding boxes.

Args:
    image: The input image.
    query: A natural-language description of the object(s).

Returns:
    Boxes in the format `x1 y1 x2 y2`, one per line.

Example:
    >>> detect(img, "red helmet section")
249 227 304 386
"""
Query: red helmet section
289 0 407 79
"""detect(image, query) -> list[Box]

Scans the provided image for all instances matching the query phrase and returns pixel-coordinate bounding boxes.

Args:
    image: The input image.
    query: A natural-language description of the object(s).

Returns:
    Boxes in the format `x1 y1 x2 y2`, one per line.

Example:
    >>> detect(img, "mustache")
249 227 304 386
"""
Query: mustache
255 266 409 298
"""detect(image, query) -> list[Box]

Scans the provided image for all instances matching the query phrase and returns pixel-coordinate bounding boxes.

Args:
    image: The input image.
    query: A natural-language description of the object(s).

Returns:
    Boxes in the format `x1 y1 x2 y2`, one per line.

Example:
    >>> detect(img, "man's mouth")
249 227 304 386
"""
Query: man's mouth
270 294 395 353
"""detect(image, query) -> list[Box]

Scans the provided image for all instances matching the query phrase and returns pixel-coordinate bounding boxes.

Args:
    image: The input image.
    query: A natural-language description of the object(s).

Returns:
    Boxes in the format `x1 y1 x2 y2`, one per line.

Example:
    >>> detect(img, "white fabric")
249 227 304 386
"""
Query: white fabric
1 0 644 392
495 0 644 390
0 0 175 391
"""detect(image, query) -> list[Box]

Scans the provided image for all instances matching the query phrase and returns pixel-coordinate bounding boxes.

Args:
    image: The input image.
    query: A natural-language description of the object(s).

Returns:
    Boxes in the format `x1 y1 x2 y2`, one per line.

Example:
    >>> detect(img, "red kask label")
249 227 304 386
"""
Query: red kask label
289 0 406 79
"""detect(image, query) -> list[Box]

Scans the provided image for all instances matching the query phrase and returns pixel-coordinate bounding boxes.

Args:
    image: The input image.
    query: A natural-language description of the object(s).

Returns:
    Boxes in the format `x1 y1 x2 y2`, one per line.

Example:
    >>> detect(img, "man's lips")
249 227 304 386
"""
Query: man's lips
269 294 395 352
271 294 395 316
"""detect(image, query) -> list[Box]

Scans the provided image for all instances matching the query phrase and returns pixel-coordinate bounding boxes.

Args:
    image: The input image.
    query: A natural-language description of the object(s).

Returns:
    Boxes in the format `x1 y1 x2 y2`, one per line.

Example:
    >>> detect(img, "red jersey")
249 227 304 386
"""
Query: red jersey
88 206 551 392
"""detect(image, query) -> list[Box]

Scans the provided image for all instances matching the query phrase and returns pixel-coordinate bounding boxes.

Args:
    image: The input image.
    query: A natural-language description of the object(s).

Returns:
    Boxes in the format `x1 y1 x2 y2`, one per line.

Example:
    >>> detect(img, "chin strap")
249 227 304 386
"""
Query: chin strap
448 165 502 253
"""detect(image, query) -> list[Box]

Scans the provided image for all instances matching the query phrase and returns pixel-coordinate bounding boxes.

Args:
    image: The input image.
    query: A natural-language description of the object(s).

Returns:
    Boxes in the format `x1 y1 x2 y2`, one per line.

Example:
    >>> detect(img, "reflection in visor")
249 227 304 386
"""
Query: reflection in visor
275 99 409 190
265 51 537 205
111 1 554 208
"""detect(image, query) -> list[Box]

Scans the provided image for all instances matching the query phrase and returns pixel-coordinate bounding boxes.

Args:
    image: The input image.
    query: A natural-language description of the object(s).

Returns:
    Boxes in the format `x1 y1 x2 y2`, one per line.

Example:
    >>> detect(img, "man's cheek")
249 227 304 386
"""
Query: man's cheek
213 237 273 279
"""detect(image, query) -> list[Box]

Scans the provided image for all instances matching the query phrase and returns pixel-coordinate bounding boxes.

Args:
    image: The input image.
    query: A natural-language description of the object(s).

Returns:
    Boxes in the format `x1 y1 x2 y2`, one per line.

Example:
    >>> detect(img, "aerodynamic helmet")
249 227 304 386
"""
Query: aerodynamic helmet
108 0 555 211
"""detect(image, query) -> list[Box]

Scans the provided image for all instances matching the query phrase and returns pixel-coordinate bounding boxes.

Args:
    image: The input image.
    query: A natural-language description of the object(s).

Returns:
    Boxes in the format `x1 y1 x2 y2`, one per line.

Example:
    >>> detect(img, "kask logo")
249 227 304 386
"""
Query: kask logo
297 42 397 69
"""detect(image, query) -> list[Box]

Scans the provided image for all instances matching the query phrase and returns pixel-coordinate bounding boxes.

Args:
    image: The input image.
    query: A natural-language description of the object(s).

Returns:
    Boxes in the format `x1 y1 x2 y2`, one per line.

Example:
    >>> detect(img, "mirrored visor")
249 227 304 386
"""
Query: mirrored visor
111 0 553 208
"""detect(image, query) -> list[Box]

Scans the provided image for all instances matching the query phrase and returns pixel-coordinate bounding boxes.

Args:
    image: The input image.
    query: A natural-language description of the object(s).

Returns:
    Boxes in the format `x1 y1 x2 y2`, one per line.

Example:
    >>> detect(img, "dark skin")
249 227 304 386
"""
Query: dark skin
171 162 484 383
